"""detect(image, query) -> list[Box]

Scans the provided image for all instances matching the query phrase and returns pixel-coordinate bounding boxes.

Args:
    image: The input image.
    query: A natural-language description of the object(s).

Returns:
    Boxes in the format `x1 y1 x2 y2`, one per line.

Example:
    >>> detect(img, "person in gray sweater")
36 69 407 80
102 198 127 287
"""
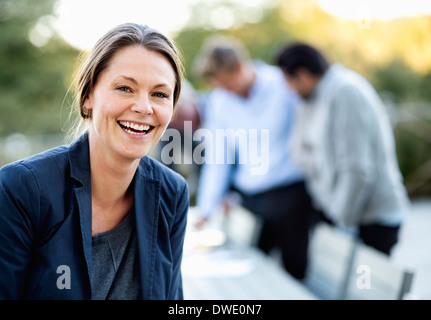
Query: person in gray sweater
276 43 410 255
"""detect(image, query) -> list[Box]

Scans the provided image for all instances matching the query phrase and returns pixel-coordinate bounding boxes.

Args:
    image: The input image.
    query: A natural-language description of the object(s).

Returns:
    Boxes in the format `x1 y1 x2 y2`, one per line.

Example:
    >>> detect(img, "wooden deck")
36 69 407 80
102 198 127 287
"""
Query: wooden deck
182 199 431 300
182 207 318 300
392 198 431 299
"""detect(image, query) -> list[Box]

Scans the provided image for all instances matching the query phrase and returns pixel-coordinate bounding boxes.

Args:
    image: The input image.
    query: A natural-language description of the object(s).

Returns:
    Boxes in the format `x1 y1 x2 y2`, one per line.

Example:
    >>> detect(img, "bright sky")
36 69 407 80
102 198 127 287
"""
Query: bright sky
51 0 431 51
318 0 431 20
52 0 269 50
53 0 193 50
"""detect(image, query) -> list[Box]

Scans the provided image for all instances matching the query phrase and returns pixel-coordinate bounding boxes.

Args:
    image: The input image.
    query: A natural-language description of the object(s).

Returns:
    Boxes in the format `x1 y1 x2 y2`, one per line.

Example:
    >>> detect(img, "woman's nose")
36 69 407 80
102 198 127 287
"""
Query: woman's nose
131 95 153 115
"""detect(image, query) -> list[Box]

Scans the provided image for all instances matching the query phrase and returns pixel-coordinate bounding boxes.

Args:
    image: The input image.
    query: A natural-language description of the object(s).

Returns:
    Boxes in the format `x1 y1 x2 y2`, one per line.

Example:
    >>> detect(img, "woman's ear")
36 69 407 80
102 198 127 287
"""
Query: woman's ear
80 96 93 119
83 96 92 110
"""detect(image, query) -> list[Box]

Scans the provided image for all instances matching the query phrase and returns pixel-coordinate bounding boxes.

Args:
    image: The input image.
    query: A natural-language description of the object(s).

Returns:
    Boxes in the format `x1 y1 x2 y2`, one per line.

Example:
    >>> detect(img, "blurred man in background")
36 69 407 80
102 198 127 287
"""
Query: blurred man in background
276 43 410 255
158 79 202 199
192 35 315 279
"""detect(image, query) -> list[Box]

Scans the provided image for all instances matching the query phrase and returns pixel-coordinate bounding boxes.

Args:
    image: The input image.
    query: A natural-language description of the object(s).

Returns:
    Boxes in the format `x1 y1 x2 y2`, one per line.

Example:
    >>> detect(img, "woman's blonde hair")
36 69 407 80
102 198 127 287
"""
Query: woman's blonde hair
66 22 184 142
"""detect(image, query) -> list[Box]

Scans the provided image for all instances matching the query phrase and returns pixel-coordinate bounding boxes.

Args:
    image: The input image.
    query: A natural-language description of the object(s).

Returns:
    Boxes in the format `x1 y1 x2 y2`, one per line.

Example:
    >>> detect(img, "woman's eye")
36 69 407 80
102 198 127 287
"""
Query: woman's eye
153 92 169 99
117 86 132 93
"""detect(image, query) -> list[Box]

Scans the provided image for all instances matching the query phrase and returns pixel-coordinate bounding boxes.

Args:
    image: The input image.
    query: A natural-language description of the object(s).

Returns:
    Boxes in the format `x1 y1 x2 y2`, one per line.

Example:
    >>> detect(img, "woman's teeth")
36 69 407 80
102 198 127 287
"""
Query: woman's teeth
118 121 151 134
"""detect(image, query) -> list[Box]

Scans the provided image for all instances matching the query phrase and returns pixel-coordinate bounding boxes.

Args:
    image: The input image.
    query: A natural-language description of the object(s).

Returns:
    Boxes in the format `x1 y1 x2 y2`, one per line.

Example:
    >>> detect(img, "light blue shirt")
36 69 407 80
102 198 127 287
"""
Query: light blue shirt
196 61 304 218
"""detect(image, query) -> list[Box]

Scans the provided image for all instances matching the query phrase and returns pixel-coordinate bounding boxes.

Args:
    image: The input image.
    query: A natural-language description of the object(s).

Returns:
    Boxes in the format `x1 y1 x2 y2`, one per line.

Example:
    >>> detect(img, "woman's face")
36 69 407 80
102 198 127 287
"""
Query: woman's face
84 45 176 163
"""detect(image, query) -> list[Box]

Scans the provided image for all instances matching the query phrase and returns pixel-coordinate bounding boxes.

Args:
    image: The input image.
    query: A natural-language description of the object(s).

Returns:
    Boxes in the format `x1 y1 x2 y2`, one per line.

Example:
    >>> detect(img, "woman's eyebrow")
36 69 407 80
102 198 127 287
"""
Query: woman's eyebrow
116 75 173 91
153 83 174 91
116 75 138 85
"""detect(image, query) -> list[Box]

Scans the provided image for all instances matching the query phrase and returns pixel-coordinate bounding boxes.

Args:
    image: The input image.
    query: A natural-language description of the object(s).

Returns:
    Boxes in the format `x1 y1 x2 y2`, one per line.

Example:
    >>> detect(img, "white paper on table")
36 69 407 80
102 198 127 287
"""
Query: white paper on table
181 249 254 279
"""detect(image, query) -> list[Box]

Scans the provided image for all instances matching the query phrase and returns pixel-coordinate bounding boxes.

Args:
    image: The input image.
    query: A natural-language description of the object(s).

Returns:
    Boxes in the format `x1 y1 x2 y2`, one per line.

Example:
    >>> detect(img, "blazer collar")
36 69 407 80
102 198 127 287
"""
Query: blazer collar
67 132 92 295
68 132 91 187
68 132 158 184
132 166 160 299
131 156 161 299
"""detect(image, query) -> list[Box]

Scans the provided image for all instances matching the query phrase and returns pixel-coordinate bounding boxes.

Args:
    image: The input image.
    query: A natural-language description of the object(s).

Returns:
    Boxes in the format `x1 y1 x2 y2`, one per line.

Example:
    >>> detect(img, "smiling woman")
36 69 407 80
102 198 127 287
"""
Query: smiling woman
0 23 190 300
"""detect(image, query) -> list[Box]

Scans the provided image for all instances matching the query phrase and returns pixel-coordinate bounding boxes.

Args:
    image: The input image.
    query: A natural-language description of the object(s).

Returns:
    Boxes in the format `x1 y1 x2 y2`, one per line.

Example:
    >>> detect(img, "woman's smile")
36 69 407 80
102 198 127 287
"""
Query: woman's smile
117 120 155 137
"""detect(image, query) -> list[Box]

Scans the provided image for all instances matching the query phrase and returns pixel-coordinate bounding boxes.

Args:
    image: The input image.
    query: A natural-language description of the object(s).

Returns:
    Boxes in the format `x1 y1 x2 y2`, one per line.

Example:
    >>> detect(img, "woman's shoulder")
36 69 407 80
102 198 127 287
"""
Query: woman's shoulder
0 144 70 184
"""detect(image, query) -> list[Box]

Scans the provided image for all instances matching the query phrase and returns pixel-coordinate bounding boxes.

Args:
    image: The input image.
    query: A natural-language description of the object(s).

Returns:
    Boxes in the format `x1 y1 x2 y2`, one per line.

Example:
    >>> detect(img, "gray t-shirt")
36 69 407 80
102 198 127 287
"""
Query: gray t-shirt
91 211 141 300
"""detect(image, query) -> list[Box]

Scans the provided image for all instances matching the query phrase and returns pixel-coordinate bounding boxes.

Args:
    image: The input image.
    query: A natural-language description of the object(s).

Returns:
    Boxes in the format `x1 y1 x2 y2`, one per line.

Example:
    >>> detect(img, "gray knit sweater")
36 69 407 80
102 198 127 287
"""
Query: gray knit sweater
290 63 410 227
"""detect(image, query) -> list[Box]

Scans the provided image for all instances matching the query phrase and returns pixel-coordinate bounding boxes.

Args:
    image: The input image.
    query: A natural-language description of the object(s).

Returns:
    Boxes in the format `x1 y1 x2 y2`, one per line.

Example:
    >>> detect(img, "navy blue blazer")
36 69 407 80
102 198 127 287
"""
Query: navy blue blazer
0 133 189 299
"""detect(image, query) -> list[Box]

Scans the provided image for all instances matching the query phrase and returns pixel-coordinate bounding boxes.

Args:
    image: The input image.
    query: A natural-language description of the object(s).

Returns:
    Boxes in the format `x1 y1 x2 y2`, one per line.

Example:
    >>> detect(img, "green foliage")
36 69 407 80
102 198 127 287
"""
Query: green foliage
395 122 431 196
372 60 431 103
0 0 79 137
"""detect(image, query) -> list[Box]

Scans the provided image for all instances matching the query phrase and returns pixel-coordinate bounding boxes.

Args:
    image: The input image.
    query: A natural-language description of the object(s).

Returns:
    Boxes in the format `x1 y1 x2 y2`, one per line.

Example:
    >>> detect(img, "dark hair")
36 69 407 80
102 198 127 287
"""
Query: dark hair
276 43 329 77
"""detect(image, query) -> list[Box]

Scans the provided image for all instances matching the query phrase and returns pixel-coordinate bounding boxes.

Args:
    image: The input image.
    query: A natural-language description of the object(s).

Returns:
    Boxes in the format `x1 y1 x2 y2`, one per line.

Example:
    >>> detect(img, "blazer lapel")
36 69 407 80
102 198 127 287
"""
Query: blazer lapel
133 164 160 300
68 134 93 294
74 186 92 289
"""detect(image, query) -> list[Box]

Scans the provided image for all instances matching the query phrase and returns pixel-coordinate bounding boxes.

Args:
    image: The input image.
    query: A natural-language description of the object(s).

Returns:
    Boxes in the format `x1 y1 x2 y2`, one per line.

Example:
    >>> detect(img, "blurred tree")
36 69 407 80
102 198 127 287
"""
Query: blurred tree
395 118 431 196
372 59 423 103
0 0 78 137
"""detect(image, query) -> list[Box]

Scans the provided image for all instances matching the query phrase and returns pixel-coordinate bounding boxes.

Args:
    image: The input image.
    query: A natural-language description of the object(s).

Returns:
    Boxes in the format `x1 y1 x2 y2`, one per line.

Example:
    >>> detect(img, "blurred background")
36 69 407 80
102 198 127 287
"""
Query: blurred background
1 0 431 299
1 0 431 196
